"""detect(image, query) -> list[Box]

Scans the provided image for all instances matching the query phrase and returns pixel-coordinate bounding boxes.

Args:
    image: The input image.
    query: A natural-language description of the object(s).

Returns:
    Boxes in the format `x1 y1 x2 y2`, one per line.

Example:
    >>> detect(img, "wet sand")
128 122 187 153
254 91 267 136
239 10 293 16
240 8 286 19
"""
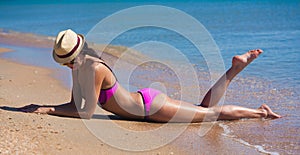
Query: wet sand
0 31 267 154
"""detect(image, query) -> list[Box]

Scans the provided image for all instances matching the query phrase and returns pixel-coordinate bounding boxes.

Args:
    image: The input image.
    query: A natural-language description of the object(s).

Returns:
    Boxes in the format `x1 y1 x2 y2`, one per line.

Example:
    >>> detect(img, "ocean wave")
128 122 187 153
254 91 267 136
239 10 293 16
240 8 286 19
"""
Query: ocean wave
218 123 280 155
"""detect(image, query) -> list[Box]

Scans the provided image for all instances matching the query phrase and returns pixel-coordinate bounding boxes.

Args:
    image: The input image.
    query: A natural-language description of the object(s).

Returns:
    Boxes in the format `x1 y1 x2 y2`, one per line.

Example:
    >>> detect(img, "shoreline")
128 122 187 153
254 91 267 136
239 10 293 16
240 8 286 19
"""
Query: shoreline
0 30 264 154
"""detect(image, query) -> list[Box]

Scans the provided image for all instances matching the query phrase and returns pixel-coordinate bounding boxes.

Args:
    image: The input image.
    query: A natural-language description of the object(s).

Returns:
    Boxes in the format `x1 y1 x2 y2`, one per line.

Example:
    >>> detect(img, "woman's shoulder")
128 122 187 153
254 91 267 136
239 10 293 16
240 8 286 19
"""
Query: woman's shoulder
79 55 103 69
83 54 102 62
79 55 113 79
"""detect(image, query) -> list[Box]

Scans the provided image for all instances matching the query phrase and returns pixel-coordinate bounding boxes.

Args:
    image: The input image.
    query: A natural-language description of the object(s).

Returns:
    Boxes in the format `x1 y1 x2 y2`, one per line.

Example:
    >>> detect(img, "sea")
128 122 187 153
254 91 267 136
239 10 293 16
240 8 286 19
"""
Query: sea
0 0 299 154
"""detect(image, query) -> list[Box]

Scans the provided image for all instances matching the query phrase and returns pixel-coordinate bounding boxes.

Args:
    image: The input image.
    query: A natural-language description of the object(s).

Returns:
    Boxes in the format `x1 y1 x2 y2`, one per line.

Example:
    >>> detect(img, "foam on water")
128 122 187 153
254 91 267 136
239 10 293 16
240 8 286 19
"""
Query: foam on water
219 123 280 155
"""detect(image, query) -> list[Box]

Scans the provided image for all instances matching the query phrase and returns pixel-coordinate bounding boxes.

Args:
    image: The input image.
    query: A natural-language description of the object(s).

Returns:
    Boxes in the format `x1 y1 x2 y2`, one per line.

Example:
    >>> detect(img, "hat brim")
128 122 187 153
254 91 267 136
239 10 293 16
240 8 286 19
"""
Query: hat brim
52 34 85 64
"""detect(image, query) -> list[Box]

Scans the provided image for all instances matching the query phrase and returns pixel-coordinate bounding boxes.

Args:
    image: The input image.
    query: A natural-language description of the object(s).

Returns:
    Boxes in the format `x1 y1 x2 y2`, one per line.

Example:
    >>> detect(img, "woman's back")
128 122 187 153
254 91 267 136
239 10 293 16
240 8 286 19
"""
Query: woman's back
73 54 146 119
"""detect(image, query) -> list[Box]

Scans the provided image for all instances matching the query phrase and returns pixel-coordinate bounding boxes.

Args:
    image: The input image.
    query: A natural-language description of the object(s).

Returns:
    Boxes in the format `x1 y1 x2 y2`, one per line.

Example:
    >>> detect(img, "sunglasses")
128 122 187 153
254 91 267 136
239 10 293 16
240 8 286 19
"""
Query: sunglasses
61 59 75 66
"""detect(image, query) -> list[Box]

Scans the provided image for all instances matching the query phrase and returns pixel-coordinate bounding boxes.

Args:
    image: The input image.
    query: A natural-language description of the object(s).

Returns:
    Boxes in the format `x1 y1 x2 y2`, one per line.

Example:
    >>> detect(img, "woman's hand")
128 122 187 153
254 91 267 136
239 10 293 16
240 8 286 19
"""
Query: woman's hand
20 104 54 114
19 102 92 119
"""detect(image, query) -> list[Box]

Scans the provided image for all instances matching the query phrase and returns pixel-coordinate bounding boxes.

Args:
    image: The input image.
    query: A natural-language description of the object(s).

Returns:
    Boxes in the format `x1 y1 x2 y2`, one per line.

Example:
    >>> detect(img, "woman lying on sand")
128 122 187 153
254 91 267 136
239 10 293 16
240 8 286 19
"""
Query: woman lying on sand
21 29 281 122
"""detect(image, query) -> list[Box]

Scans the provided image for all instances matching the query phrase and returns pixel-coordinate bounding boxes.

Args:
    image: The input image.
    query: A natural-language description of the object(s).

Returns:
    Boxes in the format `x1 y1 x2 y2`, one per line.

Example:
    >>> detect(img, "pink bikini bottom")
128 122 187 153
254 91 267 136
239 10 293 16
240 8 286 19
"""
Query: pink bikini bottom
137 88 161 120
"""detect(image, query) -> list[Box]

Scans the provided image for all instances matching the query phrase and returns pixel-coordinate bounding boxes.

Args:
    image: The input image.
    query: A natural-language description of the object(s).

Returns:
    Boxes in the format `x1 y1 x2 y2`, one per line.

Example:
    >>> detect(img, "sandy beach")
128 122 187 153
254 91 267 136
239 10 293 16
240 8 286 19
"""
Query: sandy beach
1 1 299 154
0 31 266 154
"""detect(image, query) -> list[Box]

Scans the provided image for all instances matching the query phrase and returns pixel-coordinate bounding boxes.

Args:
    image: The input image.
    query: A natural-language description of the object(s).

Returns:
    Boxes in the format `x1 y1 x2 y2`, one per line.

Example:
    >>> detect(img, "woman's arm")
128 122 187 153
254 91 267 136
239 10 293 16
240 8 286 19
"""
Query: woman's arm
21 94 91 119
21 62 105 119
47 102 92 119
23 89 100 119
46 94 91 119
26 64 104 119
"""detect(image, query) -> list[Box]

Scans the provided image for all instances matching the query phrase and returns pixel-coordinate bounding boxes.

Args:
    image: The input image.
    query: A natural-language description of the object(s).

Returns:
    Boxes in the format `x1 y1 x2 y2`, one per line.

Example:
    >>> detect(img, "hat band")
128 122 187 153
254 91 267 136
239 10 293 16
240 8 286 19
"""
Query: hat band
56 36 80 59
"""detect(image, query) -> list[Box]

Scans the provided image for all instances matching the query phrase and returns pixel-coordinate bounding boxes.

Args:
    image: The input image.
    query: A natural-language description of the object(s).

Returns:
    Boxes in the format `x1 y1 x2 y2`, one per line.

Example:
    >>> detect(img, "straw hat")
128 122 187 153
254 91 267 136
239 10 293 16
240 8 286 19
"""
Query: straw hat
52 29 85 64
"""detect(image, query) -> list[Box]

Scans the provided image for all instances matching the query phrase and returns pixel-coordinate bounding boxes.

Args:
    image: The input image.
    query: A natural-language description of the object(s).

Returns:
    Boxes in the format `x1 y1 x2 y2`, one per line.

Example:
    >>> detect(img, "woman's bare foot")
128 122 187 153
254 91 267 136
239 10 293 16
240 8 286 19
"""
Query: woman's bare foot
232 49 263 71
259 104 282 119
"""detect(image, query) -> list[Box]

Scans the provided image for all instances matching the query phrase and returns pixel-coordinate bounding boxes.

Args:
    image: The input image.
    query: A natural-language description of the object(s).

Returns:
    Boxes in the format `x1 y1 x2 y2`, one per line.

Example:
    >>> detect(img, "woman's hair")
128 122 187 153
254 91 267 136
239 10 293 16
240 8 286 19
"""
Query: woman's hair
80 42 102 59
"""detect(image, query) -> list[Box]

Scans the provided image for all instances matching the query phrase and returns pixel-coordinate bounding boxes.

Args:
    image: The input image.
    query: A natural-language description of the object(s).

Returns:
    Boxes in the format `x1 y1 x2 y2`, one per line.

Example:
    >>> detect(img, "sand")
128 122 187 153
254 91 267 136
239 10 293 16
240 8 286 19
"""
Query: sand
0 32 262 154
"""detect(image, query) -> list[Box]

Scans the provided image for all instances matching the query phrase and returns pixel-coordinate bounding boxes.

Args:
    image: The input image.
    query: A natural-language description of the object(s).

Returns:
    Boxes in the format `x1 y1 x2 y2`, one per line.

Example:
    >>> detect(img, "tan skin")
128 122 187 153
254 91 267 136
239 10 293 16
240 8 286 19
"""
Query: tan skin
21 49 281 122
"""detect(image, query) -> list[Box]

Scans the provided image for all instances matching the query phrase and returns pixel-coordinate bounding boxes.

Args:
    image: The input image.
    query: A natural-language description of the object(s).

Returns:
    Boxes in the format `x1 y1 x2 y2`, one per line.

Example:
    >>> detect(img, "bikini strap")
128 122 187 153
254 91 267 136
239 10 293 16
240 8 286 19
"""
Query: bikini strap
98 60 118 81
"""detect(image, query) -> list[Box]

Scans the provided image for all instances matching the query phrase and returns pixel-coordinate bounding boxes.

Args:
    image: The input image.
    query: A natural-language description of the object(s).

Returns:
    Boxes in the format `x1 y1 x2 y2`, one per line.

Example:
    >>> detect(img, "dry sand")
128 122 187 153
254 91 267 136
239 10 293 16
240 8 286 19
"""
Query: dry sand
0 32 262 154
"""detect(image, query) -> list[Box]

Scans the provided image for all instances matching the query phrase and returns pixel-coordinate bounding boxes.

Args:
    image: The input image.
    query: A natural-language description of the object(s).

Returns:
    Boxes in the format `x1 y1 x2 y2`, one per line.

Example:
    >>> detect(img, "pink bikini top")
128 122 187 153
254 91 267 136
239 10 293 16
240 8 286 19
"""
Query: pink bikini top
98 82 118 105
98 61 118 105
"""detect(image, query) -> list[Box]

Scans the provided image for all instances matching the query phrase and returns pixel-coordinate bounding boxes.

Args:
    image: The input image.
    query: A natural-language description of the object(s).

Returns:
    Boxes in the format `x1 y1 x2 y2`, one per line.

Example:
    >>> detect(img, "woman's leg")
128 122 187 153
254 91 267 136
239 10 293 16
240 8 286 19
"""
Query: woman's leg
200 49 263 107
148 96 281 123
213 104 281 121
147 49 280 123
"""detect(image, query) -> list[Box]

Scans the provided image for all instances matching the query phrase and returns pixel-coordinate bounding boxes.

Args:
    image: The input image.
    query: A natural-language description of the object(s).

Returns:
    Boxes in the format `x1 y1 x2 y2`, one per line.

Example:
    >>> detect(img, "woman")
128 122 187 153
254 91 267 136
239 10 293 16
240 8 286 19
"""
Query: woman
21 29 281 122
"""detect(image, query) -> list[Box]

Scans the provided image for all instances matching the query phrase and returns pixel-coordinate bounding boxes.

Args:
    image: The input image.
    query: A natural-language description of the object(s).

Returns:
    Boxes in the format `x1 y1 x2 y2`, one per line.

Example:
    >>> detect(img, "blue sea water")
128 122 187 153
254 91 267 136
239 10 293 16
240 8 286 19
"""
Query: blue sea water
0 0 299 154
0 0 299 90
